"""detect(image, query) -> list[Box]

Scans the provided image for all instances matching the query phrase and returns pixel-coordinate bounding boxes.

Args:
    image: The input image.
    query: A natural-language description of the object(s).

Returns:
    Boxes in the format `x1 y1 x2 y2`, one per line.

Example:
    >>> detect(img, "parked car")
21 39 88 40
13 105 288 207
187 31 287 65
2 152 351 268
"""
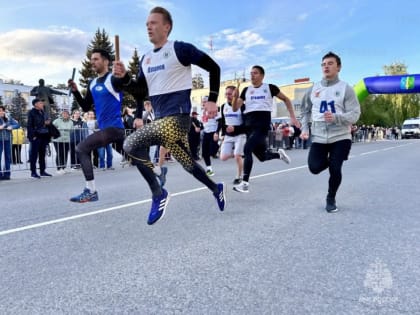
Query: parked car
401 118 420 139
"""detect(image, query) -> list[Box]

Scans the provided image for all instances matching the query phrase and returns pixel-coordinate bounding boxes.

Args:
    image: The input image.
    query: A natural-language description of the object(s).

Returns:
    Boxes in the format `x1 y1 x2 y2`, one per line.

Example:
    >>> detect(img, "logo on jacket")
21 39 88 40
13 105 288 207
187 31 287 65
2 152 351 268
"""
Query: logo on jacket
95 86 104 91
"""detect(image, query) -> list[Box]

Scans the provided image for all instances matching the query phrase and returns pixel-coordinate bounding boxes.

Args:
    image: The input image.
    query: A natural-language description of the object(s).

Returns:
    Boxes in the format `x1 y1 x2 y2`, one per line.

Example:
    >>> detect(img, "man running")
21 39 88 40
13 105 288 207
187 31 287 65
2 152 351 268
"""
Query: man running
68 48 125 203
113 6 225 225
219 85 247 184
232 65 300 193
300 52 360 212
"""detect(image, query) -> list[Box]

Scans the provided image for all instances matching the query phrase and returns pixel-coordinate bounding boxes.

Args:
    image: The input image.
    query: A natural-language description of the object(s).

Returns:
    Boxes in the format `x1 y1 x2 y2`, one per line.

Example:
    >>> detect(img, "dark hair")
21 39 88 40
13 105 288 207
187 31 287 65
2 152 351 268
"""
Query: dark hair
92 48 111 61
322 51 341 66
150 6 173 35
0 105 8 122
252 65 265 75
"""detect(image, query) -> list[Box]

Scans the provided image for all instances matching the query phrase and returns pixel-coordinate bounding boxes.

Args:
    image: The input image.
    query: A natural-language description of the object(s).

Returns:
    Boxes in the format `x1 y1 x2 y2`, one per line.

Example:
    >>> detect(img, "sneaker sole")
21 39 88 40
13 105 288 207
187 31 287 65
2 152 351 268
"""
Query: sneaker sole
148 193 171 225
278 149 291 164
70 197 99 203
233 186 249 193
326 208 339 213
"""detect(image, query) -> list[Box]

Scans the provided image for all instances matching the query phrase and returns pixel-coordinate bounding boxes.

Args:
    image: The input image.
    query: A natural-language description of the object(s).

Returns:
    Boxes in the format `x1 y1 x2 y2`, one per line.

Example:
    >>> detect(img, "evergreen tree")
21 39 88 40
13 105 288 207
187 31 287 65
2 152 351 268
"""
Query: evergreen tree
79 28 115 89
122 48 141 109
128 48 140 79
9 91 28 127
192 73 204 89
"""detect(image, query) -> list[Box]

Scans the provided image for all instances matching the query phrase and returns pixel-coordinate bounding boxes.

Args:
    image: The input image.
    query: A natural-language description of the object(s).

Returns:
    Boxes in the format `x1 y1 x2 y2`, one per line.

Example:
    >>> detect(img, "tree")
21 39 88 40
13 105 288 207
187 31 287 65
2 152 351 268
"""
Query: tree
122 48 141 109
192 73 204 89
9 90 28 127
383 62 407 75
79 28 115 89
128 48 140 79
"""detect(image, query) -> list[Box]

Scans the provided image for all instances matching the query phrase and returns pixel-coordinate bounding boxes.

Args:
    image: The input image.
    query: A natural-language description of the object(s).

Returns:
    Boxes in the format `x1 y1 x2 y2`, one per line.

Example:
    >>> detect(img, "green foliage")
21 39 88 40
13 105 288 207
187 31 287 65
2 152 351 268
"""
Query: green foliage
79 28 115 88
192 73 204 89
9 91 28 127
121 48 141 109
128 48 140 79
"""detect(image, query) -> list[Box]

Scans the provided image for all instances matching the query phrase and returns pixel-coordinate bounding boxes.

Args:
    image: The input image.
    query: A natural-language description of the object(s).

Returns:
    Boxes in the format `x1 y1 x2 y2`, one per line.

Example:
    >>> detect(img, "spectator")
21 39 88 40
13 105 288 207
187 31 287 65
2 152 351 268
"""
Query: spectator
52 109 73 174
26 98 53 178
0 105 20 180
85 111 99 168
98 143 114 170
11 122 25 164
69 110 87 169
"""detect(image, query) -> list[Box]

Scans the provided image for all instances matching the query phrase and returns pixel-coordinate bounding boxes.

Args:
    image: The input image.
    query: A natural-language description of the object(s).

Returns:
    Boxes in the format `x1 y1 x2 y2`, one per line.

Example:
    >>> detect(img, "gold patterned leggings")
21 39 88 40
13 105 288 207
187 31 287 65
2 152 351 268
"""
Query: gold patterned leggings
123 114 217 196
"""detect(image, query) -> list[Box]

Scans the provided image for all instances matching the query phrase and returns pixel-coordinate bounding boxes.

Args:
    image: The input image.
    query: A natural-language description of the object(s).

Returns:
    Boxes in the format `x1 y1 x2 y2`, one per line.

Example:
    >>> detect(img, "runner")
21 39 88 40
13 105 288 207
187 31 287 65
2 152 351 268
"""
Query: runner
232 65 300 193
113 6 225 225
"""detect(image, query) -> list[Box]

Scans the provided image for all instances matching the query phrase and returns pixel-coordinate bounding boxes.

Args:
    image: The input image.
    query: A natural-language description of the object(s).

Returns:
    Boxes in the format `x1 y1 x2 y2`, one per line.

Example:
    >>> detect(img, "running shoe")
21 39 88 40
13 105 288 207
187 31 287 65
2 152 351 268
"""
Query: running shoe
148 188 170 225
40 172 53 177
233 181 249 193
278 148 291 164
157 166 168 188
206 169 215 177
213 182 226 211
325 197 338 213
70 188 98 203
232 177 242 185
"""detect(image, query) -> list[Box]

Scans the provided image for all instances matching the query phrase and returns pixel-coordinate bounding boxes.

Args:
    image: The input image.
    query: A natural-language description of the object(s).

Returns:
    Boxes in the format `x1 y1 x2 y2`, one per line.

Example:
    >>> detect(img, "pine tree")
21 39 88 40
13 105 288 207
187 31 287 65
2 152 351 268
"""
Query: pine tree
128 48 140 78
79 28 115 88
122 48 141 109
10 91 28 127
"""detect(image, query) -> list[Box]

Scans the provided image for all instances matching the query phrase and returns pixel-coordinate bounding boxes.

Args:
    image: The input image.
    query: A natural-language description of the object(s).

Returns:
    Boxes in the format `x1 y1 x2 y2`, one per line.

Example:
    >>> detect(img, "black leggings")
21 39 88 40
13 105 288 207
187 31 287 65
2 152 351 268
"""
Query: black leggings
202 132 217 167
308 139 352 197
76 127 125 181
242 128 279 182
123 115 218 197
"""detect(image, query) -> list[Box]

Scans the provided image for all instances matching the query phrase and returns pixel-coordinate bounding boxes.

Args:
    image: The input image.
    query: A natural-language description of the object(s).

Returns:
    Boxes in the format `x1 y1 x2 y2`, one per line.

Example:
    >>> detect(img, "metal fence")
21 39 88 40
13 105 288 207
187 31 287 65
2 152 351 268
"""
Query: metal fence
1 128 130 176
1 128 312 178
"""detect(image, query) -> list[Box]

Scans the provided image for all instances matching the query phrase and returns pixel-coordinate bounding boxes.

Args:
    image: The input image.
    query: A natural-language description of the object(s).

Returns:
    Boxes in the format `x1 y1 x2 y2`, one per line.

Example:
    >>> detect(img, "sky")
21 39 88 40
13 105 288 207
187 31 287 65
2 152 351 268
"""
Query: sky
1 0 419 88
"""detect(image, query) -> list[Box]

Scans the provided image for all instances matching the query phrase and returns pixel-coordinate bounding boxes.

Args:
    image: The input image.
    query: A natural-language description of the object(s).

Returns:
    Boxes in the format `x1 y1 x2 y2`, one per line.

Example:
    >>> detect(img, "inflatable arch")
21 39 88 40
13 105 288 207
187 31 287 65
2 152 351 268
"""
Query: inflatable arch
354 74 420 102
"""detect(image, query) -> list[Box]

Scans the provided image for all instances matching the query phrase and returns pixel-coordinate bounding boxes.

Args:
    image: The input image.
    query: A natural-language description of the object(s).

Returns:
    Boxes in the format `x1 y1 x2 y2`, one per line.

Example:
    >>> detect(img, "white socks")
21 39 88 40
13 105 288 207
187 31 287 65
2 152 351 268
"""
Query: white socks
86 180 96 192
153 165 162 176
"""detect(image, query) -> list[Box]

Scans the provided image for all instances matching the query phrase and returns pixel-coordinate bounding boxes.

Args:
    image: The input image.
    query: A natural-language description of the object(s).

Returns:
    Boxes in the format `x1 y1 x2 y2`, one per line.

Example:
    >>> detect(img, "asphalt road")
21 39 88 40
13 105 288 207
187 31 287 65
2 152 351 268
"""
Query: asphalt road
1 140 419 314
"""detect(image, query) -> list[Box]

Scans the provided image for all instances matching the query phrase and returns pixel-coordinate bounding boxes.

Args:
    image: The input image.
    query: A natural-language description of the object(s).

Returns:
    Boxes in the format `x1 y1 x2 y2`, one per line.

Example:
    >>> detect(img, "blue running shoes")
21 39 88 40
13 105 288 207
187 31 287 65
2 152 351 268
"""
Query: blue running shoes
148 188 170 225
213 182 226 211
70 188 99 203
